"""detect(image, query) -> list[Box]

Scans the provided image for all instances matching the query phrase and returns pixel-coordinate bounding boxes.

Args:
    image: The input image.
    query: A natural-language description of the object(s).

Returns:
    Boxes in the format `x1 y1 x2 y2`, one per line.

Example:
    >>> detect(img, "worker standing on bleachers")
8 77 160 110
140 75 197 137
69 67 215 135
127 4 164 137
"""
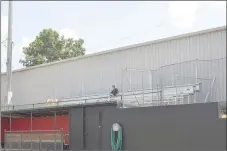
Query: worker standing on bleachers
110 85 119 97
109 85 123 107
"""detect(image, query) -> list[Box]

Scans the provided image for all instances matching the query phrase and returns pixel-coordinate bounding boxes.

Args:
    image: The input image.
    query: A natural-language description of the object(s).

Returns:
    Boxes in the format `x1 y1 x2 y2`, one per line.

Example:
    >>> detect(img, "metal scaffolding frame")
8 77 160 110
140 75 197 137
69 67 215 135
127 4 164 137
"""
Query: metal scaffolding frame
2 107 69 129
1 106 70 150
1 101 118 149
121 59 217 107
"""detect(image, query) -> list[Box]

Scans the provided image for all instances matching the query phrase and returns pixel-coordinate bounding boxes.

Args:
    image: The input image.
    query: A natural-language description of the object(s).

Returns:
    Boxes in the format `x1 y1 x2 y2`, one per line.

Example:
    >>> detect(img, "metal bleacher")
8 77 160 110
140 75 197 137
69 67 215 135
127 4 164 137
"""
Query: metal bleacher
1 83 203 112
122 83 201 107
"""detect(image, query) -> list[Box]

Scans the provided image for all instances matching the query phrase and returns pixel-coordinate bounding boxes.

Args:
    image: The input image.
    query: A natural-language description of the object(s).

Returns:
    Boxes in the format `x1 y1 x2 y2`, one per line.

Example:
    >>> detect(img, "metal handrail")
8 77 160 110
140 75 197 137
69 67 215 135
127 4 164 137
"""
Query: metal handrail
0 90 158 112
0 89 157 111
5 130 63 133
1 83 223 112
0 93 120 112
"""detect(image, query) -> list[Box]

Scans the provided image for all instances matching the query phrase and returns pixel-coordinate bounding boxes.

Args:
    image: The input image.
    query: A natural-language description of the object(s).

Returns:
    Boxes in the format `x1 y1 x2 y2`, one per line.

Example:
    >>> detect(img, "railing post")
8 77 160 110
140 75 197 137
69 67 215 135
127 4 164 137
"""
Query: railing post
61 128 64 150
122 69 124 105
175 75 178 105
194 60 198 103
120 95 123 106
39 135 41 151
9 113 12 131
54 131 56 151
54 112 57 151
54 111 56 130
21 132 23 151
188 95 190 104
149 70 152 89
30 111 33 151
142 72 144 105
4 130 7 151
9 132 11 151
159 71 163 105
204 77 216 103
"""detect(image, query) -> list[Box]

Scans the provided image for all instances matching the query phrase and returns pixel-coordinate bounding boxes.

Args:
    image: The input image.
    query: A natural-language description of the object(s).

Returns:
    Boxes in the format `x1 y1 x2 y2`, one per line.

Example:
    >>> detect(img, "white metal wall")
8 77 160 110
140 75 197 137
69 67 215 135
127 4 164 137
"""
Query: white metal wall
1 26 226 105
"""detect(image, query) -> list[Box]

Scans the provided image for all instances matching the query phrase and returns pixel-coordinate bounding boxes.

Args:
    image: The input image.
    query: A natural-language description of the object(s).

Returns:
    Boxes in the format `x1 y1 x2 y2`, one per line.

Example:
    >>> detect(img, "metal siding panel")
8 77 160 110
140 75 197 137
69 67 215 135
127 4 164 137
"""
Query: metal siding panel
1 28 226 105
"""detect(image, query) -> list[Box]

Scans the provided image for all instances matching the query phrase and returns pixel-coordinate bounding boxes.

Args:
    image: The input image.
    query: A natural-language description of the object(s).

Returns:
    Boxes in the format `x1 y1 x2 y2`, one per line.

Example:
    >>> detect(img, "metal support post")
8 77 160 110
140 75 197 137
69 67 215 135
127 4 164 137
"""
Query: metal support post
204 77 216 102
194 62 198 103
10 113 11 131
30 111 33 150
149 71 152 89
121 69 124 105
159 72 163 103
54 111 56 130
175 75 178 105
54 131 57 151
129 70 132 91
21 132 23 151
156 84 159 106
142 72 144 104
9 113 12 150
61 128 64 150
54 111 57 151
129 60 132 91
6 1 13 105
0 27 1 150
188 95 190 104
30 111 33 131
39 136 41 151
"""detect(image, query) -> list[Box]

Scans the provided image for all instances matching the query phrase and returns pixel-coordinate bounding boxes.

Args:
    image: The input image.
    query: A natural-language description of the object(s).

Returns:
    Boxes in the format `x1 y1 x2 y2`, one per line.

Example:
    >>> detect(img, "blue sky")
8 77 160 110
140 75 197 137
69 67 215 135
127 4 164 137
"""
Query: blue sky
1 1 226 72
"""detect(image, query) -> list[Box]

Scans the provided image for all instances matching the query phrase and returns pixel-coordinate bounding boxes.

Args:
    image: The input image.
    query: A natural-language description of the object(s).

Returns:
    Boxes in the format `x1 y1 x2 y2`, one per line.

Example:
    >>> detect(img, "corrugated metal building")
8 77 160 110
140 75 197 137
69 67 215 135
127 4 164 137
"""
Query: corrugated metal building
1 26 226 105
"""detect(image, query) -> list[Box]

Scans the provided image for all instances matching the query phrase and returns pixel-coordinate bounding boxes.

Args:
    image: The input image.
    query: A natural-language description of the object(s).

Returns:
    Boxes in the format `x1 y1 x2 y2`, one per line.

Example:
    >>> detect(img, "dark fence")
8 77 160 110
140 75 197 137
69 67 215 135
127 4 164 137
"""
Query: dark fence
70 102 226 151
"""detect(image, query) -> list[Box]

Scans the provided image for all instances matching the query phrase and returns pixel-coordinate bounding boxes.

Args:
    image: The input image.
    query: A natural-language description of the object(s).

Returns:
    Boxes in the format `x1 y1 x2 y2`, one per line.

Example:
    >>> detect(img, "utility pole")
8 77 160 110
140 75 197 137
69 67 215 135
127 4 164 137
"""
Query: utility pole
6 1 13 105
0 0 2 148
0 1 13 147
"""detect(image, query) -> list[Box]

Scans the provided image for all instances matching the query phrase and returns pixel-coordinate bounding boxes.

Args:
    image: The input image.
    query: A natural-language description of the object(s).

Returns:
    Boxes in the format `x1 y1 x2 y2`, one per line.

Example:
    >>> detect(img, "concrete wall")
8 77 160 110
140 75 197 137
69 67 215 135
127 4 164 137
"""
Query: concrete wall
70 102 226 151
1 26 226 105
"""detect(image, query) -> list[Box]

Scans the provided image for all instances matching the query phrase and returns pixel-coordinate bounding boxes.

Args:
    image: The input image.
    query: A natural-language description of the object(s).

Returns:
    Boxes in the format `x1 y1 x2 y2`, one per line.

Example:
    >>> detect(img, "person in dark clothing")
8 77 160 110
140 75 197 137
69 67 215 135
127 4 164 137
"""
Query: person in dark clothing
110 85 119 96
110 85 123 107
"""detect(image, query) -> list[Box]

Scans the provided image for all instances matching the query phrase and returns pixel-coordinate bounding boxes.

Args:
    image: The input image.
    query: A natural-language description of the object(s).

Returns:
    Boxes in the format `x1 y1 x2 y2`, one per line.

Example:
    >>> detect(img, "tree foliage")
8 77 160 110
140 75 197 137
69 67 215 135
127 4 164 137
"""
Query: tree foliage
20 28 86 67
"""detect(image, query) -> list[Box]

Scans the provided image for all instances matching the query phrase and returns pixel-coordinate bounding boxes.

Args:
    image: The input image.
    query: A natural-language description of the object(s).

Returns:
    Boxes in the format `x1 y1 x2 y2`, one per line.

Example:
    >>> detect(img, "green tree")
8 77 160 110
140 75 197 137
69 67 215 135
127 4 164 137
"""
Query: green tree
20 28 86 67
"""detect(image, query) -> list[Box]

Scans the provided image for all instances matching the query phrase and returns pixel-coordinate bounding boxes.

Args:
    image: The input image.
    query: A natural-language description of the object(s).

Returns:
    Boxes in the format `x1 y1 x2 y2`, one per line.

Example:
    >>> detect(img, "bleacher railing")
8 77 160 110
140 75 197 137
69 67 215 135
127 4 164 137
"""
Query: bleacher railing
0 94 121 112
1 89 226 112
